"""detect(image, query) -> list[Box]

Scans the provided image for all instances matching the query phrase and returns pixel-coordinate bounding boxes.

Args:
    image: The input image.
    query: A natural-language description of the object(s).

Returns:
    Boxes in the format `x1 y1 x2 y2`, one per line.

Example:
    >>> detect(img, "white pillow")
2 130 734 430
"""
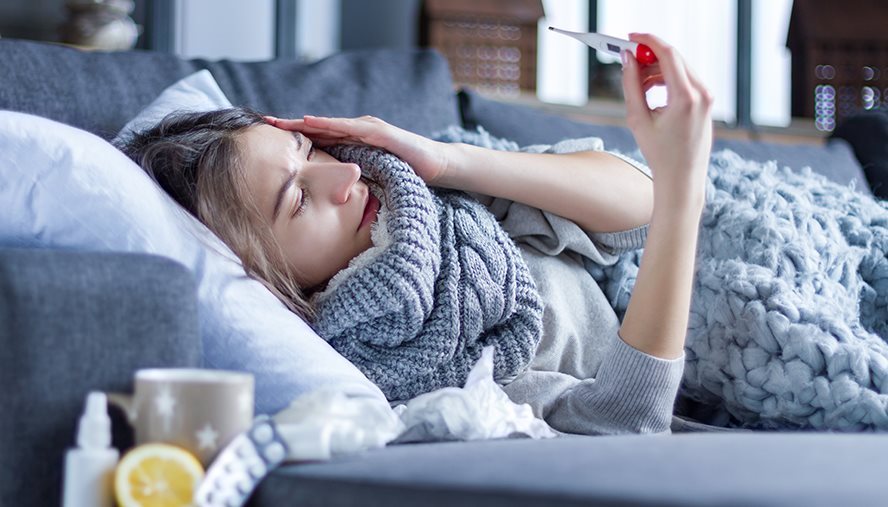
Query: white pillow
115 69 233 142
0 110 385 415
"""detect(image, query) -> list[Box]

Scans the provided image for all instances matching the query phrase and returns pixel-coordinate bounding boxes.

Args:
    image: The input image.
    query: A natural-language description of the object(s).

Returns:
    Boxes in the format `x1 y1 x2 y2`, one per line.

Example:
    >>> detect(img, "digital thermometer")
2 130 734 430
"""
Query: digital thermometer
548 27 658 66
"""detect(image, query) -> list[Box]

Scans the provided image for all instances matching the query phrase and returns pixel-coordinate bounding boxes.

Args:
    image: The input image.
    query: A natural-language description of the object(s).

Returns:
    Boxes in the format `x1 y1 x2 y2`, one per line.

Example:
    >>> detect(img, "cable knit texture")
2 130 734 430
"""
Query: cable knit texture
313 144 543 401
589 150 888 431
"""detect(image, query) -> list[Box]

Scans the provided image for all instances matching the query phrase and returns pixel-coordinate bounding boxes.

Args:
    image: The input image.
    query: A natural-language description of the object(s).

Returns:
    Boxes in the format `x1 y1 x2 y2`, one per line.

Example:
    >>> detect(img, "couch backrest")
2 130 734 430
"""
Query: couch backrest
0 39 461 140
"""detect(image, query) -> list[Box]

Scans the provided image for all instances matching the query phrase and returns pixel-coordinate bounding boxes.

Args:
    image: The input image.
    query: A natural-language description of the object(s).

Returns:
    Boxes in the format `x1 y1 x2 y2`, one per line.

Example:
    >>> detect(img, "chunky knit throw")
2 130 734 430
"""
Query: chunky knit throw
594 150 888 431
312 144 543 401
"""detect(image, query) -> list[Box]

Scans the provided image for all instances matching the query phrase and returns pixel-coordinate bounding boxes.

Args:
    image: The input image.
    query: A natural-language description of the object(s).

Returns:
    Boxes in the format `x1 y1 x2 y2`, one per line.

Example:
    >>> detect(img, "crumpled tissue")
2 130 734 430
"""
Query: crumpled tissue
273 346 555 461
392 346 557 443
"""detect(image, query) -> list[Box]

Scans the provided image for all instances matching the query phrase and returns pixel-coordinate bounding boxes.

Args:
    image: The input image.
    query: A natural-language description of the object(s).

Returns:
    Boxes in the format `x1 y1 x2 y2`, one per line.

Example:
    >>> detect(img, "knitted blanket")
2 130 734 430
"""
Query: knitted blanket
433 127 888 431
607 150 888 431
312 144 543 402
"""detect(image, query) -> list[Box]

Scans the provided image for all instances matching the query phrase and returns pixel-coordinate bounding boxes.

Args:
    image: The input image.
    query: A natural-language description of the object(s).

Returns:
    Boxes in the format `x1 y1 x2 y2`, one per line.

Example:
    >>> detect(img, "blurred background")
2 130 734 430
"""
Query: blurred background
1 0 886 136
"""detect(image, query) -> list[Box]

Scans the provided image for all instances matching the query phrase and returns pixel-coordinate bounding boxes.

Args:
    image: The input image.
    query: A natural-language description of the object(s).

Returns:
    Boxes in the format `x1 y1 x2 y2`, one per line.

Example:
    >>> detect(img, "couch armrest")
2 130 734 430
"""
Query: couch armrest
0 248 201 507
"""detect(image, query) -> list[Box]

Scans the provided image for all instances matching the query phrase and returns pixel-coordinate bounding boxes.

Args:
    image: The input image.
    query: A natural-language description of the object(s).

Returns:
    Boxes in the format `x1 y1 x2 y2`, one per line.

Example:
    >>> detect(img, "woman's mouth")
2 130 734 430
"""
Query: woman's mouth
359 192 380 230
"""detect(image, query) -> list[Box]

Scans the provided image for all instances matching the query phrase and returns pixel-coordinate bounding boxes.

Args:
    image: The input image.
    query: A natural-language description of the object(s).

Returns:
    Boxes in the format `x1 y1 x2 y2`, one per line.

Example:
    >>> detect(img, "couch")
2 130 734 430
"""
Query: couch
2 38 888 507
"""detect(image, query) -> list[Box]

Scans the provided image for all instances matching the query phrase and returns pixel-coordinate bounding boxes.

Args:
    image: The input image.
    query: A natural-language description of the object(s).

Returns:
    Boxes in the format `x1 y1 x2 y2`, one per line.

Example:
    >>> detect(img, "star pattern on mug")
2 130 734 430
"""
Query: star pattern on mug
196 423 220 451
154 387 176 433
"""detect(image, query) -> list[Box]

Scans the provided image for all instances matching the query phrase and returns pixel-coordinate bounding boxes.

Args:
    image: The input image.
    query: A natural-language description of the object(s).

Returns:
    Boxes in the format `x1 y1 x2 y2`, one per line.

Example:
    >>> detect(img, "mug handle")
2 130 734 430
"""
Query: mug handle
105 391 136 424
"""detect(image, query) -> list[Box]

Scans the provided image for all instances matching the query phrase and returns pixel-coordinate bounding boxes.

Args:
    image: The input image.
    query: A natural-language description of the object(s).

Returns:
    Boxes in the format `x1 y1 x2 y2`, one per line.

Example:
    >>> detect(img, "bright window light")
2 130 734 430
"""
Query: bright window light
597 0 737 123
537 0 589 106
751 0 792 127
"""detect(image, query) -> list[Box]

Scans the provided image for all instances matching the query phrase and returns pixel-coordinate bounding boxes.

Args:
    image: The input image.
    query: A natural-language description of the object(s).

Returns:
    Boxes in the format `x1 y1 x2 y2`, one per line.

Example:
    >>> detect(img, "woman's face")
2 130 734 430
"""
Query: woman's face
239 124 380 289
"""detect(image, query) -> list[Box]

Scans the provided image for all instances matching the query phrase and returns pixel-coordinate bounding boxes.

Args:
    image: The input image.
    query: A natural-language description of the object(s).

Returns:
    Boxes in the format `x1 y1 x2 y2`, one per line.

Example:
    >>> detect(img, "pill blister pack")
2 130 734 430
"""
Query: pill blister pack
194 415 289 507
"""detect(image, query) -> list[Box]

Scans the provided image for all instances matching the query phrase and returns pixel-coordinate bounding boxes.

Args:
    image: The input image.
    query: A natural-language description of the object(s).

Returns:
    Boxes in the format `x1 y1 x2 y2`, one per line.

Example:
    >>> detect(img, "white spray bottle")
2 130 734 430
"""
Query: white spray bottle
62 391 120 507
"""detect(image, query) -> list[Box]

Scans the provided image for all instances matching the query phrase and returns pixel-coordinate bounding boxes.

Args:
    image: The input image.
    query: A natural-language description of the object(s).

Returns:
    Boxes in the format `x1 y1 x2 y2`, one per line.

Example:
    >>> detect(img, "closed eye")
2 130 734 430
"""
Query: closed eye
292 187 310 218
292 142 314 217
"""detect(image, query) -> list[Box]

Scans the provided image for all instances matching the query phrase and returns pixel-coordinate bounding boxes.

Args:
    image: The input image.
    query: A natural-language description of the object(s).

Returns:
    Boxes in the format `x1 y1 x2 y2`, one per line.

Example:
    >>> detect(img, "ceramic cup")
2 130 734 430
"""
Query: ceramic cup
108 368 254 466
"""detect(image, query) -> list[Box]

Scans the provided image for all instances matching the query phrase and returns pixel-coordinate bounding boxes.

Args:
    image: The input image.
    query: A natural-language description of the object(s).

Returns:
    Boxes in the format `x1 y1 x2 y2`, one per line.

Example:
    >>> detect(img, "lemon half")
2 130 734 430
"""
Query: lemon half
115 443 205 507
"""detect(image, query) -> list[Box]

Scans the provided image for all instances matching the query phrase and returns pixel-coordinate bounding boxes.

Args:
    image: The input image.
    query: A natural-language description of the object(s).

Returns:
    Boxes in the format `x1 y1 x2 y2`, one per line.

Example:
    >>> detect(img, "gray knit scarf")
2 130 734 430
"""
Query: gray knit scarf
311 144 543 401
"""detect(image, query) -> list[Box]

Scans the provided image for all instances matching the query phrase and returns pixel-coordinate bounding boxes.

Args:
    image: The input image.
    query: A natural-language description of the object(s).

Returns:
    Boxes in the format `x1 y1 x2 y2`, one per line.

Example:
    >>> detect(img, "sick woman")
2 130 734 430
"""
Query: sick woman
119 33 888 434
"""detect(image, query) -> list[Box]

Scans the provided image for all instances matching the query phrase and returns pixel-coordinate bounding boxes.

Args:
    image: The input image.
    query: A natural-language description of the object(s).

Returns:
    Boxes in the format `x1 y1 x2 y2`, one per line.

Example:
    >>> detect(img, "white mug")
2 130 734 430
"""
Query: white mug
108 368 254 466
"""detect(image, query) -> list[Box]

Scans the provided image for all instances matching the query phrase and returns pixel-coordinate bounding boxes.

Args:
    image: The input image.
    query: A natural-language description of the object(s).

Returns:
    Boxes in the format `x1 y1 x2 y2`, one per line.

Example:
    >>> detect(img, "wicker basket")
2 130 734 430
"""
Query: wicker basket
787 0 888 131
420 0 544 97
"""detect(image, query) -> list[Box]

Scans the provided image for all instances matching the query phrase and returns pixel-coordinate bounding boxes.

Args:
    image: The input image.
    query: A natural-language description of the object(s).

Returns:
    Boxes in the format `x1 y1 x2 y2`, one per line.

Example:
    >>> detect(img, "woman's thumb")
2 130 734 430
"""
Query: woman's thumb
621 50 649 127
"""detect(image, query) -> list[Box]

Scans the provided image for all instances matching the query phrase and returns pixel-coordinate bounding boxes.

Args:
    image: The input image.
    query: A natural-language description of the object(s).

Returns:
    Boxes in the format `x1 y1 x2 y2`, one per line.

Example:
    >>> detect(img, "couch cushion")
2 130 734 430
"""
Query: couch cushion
0 39 460 139
458 89 640 152
115 69 233 141
458 89 872 194
252 433 888 507
0 248 201 507
831 109 888 199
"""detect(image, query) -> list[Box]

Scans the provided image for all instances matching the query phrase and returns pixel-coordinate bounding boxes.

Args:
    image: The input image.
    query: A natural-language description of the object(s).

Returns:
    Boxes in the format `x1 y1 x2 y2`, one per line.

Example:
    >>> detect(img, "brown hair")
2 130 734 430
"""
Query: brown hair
117 107 316 321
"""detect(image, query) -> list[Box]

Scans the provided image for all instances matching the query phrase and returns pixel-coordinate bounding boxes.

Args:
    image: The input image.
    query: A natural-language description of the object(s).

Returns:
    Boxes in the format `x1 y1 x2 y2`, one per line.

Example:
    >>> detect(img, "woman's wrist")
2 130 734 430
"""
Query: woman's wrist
652 166 707 212
653 187 706 218
431 142 470 190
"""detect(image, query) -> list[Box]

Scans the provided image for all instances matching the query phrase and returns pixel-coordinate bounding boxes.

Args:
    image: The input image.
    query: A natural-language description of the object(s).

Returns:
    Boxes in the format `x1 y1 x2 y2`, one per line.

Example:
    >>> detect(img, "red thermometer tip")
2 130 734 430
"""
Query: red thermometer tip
636 44 658 65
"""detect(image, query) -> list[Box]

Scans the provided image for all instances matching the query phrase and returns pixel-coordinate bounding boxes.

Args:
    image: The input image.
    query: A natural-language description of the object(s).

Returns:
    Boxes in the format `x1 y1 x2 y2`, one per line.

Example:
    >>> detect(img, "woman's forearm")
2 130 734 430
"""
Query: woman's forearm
618 195 703 359
438 142 654 234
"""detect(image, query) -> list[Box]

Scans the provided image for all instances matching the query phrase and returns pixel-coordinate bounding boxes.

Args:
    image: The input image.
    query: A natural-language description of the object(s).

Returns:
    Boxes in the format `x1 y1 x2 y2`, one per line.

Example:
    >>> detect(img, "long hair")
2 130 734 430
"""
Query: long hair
117 107 316 321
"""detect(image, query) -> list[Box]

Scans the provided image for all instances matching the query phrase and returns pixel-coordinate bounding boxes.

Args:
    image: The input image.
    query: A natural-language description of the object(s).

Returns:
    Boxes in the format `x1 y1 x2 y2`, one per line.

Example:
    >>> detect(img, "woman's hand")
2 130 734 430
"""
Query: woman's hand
621 33 713 211
264 115 453 185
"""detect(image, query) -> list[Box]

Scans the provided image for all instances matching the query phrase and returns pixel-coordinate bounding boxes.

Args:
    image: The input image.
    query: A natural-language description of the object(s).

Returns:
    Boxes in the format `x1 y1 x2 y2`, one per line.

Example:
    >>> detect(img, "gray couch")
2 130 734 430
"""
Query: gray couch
2 39 888 507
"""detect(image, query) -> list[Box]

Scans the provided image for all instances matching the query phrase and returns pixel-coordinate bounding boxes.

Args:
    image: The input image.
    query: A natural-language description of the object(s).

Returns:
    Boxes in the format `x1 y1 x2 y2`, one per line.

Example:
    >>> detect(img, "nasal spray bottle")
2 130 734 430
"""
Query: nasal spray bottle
63 391 119 507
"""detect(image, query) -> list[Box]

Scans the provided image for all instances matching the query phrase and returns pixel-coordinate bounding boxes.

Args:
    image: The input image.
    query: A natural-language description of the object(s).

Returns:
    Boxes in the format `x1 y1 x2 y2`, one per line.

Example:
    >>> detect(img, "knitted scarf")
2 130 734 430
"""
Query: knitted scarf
312 144 543 401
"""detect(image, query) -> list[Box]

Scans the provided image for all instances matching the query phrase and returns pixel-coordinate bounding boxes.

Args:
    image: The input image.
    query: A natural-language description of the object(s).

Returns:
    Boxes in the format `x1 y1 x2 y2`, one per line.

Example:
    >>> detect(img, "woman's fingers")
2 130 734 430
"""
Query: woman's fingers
266 116 364 143
264 115 350 133
642 74 665 94
621 50 651 130
265 117 298 127
683 63 714 108
266 115 401 152
629 33 693 104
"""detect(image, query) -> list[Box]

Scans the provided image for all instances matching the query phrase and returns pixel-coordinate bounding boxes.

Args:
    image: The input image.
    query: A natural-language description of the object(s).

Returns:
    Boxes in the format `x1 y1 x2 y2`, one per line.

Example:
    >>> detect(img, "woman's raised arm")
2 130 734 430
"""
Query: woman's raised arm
437 143 654 235
266 115 654 236
615 34 713 359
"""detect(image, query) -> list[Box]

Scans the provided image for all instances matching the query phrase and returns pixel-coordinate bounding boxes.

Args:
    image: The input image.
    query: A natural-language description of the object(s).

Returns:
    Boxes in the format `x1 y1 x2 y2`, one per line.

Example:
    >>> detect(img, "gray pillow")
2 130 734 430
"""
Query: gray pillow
458 89 638 152
458 88 872 194
0 39 460 139
831 110 888 199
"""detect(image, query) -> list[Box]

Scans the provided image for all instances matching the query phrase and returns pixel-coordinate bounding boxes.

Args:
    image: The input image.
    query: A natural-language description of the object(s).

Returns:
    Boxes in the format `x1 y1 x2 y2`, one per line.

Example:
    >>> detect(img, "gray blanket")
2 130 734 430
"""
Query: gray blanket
594 150 888 431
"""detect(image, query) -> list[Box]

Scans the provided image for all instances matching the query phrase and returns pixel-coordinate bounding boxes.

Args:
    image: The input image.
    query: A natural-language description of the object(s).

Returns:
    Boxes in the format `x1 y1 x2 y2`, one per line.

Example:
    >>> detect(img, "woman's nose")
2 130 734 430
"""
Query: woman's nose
310 162 361 204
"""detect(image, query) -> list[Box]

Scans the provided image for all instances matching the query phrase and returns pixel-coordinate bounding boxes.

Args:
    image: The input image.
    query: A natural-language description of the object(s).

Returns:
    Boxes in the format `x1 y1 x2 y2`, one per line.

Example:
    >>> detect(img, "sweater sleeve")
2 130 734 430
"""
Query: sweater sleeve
587 150 652 255
543 333 685 435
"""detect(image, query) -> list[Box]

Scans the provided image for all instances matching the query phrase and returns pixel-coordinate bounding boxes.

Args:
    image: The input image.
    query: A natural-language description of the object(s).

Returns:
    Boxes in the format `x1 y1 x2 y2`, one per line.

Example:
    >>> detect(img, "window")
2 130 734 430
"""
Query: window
597 0 737 122
538 0 795 127
537 0 589 105
751 0 792 127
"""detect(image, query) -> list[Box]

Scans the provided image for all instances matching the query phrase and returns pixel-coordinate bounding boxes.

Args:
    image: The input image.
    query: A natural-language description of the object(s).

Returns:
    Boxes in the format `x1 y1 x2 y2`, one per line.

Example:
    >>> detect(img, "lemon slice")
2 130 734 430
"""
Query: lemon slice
115 443 205 507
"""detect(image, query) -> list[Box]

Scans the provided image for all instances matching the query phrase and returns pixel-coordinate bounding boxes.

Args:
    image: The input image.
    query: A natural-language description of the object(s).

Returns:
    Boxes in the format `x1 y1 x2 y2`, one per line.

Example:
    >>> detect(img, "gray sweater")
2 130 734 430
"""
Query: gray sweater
475 139 685 435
